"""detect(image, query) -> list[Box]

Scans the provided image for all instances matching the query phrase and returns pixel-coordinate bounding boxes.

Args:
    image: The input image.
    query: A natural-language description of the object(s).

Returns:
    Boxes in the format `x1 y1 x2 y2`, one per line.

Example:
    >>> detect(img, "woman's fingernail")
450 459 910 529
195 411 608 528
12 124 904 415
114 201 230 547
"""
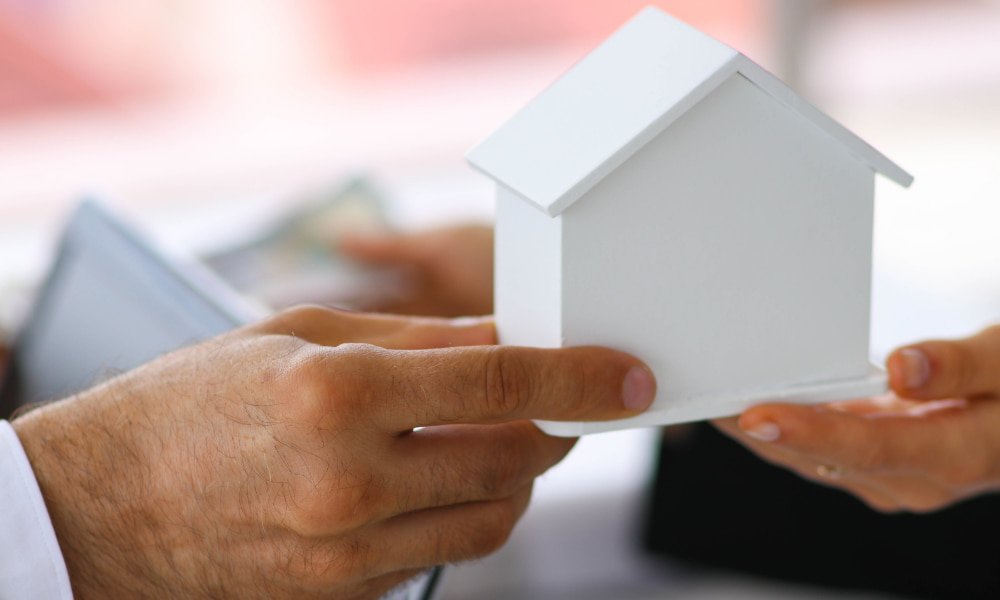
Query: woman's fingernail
622 366 656 411
899 347 931 389
742 422 781 443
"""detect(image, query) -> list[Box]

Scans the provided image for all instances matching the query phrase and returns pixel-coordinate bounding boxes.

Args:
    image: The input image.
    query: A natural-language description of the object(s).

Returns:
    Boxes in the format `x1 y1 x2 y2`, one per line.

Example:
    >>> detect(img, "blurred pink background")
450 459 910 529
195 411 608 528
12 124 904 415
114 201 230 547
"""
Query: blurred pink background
316 0 764 74
0 0 766 115
0 0 779 255
2 0 1000 353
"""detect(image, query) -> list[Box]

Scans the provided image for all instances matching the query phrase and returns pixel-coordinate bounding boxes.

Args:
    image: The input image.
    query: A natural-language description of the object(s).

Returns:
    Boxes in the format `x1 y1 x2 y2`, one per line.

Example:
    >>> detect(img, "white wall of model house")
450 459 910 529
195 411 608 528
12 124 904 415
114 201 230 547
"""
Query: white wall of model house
473 7 912 436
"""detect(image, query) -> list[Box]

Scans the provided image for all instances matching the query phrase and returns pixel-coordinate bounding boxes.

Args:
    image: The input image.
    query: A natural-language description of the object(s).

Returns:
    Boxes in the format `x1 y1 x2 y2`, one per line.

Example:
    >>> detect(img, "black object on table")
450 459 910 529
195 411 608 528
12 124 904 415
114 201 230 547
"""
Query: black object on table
644 422 1000 600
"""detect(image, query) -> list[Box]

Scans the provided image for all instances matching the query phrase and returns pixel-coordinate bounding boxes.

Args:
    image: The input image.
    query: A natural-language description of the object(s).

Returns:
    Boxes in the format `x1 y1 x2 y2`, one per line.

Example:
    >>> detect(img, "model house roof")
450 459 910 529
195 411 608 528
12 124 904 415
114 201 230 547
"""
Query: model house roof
466 7 913 217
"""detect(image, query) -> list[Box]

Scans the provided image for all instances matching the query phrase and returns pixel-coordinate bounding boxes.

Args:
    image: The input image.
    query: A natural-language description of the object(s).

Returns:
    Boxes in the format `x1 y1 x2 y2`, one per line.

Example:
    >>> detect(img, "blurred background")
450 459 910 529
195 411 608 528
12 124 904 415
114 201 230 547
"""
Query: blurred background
2 0 1000 341
2 0 999 598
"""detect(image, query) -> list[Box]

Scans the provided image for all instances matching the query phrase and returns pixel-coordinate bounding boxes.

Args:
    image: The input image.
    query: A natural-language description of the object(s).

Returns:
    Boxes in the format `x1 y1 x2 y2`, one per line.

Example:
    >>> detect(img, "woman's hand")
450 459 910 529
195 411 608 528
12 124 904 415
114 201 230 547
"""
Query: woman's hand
714 325 1000 513
340 225 493 318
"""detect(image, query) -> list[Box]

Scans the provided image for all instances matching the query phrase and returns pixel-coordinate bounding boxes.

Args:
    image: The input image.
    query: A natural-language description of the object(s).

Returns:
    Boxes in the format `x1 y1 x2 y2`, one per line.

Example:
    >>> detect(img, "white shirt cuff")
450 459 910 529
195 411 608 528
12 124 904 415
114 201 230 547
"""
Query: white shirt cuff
0 420 74 599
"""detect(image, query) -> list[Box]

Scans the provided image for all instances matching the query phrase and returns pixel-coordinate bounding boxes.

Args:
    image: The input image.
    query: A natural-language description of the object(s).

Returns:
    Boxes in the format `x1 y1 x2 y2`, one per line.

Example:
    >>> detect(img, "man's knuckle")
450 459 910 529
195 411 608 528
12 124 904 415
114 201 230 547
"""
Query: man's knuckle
283 353 337 417
288 465 383 536
326 473 384 531
286 304 333 321
483 348 529 417
331 538 378 584
479 453 526 499
274 305 337 333
471 502 518 556
428 500 520 563
288 350 375 424
288 495 334 537
295 538 376 589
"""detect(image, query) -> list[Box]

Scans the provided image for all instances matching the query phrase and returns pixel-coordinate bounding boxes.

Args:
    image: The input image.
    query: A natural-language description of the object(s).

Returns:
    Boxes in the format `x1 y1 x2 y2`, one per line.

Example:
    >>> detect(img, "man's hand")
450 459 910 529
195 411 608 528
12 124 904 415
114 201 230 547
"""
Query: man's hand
714 325 1000 513
340 225 493 318
12 306 654 599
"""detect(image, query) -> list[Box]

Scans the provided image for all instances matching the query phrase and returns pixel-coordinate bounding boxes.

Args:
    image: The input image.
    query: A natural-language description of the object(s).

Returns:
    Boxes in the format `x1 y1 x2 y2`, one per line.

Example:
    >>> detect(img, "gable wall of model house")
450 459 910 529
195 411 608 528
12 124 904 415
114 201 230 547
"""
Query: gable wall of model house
558 73 876 412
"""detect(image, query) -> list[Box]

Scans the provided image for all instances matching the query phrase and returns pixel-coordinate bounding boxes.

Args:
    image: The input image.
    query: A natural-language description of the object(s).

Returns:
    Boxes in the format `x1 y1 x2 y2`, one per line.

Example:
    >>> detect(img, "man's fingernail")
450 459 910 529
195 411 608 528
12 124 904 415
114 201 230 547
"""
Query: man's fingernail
742 422 781 442
622 366 656 411
899 347 931 389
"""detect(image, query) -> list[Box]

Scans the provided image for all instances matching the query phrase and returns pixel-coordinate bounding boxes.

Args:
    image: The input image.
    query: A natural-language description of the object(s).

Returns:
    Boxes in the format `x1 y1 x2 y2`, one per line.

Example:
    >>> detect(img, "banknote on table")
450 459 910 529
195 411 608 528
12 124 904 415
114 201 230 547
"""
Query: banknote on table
203 177 407 310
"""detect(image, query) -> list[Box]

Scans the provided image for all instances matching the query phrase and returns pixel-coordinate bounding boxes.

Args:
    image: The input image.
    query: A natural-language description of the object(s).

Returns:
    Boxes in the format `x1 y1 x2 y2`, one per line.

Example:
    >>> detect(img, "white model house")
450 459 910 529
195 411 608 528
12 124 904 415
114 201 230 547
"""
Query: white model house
466 7 913 436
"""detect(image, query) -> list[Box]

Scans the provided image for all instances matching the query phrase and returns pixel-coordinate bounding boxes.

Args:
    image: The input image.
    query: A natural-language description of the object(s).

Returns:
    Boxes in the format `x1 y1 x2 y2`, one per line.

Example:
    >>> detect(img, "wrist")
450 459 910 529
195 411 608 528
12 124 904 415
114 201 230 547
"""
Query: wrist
13 394 158 598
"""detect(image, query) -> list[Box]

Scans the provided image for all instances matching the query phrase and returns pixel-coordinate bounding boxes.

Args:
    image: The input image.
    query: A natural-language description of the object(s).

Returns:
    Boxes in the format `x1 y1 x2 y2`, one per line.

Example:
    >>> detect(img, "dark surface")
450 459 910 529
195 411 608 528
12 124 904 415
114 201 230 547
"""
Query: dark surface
644 422 1000 600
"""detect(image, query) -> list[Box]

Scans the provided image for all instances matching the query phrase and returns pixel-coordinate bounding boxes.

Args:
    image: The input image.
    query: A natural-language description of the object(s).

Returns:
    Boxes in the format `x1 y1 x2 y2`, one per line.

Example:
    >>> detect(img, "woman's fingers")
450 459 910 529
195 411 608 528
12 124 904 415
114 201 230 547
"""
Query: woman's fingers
826 394 969 418
888 325 1000 400
718 323 1000 515
734 402 962 475
715 415 971 513
731 399 1000 499
713 417 904 512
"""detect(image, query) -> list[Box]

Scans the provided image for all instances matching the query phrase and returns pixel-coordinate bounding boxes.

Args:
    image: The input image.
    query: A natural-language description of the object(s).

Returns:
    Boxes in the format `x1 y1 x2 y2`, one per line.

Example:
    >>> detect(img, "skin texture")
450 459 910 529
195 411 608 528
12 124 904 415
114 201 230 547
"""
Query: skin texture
715 325 1000 514
340 225 494 318
11 306 655 599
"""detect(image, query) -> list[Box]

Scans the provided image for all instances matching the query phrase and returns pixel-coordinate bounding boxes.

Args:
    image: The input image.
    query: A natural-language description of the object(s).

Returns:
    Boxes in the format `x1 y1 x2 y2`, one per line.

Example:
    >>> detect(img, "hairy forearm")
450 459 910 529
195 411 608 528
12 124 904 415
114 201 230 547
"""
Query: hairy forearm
13 390 167 598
